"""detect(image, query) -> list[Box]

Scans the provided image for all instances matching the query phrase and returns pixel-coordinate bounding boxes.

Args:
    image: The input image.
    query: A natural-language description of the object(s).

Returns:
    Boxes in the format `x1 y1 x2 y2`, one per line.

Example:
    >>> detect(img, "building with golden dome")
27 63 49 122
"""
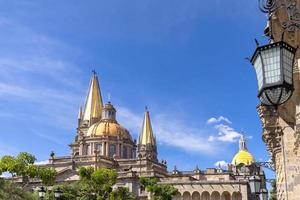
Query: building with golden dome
24 72 267 200
231 135 255 166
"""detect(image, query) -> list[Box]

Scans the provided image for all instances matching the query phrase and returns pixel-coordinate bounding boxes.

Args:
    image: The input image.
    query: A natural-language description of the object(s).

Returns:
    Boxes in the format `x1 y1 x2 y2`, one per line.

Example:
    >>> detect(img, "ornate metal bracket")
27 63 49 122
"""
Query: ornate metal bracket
257 161 276 171
259 0 279 13
259 0 300 32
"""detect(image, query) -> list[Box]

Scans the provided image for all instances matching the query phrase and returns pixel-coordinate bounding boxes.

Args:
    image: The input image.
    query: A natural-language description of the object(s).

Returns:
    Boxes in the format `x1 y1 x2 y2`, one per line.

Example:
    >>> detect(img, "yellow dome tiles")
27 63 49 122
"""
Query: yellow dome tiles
87 121 132 140
82 72 103 123
231 135 255 165
231 150 255 165
139 110 155 146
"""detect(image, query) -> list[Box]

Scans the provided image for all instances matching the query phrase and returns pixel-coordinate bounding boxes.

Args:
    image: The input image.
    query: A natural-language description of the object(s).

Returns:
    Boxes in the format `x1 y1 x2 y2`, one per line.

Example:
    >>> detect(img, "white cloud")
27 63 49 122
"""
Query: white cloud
207 116 232 124
214 160 228 169
208 124 242 143
0 172 12 178
117 107 215 154
35 160 49 165
117 107 143 135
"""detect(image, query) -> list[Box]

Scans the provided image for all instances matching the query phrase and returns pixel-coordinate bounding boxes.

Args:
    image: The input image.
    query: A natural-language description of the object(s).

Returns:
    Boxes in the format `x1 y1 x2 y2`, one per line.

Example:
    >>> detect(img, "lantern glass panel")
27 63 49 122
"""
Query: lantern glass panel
261 47 281 85
253 55 263 90
39 191 46 198
282 48 294 84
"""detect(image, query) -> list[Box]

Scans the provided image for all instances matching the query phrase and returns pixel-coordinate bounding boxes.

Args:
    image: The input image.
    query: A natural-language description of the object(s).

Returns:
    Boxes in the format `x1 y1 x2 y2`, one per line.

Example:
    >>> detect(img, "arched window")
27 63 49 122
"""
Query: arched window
211 191 220 200
221 191 230 200
201 191 210 200
182 191 191 200
173 192 181 200
232 192 242 200
192 191 200 200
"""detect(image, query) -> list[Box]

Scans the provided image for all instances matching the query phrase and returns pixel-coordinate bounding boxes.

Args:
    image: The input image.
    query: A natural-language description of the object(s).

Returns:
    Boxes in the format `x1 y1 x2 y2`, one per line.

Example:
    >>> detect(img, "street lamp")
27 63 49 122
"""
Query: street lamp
249 175 261 194
54 187 62 200
38 186 46 200
250 41 296 106
259 188 268 200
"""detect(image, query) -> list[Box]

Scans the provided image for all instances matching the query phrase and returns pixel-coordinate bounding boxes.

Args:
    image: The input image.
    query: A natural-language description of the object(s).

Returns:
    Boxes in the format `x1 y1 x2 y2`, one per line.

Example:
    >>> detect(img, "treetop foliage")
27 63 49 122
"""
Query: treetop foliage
140 177 178 200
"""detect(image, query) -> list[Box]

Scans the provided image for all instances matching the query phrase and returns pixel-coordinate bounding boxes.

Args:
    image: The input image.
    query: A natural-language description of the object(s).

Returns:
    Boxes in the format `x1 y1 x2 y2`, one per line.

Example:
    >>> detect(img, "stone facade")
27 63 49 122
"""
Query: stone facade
257 0 300 199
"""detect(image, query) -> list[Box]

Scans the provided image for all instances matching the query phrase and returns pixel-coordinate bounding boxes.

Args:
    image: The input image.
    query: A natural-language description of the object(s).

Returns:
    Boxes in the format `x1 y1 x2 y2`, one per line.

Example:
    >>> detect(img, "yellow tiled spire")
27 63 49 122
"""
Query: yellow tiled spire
82 71 103 124
139 109 156 146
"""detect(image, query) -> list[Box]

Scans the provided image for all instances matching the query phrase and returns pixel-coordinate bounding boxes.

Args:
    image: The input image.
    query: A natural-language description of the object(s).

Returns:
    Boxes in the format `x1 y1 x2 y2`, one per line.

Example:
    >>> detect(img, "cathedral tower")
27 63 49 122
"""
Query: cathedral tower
137 109 157 161
79 71 103 127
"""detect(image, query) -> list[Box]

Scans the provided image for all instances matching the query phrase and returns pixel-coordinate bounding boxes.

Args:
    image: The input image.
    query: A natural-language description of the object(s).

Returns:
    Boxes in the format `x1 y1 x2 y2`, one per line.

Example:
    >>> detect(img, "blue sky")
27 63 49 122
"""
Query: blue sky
0 0 274 179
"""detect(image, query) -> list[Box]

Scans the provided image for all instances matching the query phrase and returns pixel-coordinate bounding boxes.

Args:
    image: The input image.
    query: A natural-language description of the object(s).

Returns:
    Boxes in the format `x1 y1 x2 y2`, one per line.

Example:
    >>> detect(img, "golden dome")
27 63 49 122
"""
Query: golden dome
231 150 255 165
87 120 132 140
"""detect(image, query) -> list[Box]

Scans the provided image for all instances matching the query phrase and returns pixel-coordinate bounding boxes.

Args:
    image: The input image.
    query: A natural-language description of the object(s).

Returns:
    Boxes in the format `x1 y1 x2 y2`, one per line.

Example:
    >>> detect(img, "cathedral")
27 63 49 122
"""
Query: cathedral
31 72 267 200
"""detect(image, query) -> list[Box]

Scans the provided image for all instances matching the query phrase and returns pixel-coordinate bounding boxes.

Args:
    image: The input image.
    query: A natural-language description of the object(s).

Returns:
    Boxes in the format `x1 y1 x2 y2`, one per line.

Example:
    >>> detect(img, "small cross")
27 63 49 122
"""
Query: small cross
92 69 97 75
145 106 148 111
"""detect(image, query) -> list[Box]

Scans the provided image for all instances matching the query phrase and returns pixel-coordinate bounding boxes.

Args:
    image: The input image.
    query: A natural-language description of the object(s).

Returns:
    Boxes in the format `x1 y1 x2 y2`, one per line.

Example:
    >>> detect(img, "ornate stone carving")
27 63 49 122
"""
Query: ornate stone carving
294 112 300 153
257 105 283 163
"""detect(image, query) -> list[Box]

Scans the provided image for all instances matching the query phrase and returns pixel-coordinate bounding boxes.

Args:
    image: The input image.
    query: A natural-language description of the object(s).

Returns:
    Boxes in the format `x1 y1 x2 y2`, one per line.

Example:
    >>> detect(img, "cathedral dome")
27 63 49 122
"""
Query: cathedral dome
87 120 132 140
231 135 255 165
231 150 255 165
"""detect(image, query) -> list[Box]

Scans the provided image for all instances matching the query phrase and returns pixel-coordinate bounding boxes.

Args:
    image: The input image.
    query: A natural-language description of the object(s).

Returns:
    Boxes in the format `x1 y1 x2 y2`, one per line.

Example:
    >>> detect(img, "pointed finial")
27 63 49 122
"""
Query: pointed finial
145 106 148 111
92 69 97 75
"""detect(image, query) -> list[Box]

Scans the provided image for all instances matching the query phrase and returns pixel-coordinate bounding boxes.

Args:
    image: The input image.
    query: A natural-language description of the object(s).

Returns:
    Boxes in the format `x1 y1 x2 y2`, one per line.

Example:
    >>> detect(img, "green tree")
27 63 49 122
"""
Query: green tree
0 152 38 178
0 155 16 176
78 166 94 181
77 167 118 200
0 179 37 200
109 187 134 200
140 177 178 200
270 180 277 200
38 167 57 186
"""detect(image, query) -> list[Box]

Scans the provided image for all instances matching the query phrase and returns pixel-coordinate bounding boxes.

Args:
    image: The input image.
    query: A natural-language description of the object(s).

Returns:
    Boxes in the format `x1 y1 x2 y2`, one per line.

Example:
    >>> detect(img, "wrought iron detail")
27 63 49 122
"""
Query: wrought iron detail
258 0 300 32
257 161 275 171
258 0 278 13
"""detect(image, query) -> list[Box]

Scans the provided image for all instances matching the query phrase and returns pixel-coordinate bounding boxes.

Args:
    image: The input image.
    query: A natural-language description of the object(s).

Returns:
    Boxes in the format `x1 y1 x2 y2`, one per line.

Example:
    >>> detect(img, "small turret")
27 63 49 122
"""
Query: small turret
101 102 117 122
239 135 247 151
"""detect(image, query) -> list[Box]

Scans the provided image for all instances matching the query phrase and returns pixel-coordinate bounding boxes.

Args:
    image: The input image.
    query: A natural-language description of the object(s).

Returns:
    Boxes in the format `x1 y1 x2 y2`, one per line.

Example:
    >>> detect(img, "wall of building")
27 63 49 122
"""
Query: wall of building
259 1 300 199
